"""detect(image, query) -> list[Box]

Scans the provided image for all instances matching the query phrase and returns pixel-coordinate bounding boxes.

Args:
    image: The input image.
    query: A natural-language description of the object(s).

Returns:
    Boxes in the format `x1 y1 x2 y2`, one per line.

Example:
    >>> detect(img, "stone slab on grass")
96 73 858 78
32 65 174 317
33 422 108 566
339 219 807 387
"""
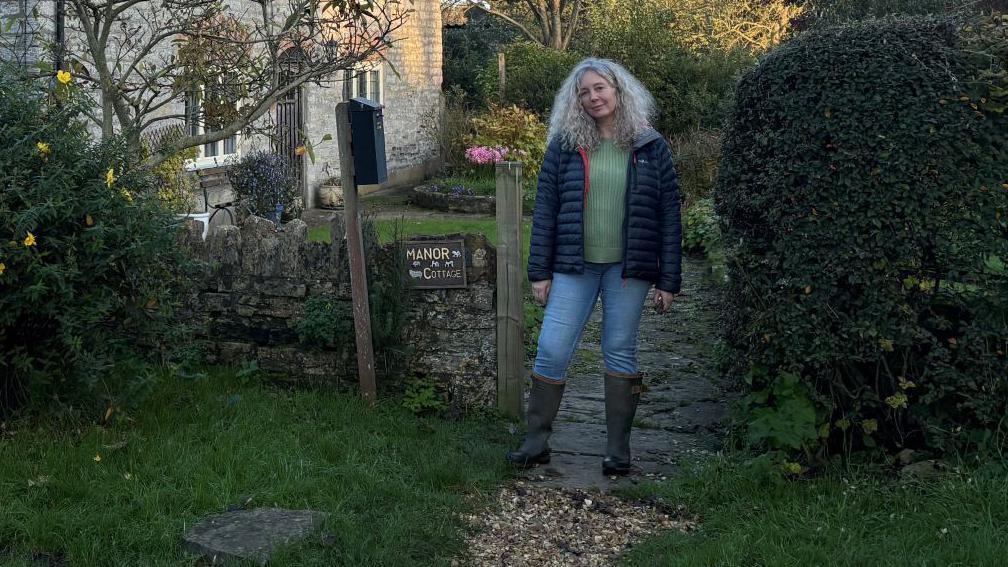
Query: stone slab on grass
183 507 328 565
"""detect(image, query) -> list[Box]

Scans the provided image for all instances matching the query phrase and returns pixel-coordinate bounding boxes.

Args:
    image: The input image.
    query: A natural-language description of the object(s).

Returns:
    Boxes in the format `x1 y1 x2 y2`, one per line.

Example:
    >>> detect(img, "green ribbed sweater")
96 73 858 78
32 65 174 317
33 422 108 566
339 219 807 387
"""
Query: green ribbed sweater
584 139 629 263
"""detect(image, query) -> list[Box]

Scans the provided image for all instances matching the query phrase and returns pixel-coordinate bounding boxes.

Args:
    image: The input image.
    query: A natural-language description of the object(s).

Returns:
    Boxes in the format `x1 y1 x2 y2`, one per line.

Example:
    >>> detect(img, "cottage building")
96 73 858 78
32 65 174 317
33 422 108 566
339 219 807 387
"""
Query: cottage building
1 0 443 210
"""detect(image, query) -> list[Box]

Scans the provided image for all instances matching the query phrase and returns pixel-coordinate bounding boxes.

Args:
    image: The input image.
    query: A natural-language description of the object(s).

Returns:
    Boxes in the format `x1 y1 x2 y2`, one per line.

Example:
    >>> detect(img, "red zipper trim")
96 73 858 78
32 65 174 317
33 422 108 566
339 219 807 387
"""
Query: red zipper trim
577 146 591 199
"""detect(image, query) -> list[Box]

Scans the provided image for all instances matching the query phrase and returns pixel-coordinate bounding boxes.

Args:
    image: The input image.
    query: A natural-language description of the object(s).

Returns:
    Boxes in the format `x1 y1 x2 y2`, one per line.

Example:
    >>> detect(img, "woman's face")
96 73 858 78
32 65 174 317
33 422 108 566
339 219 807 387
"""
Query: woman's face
578 70 617 123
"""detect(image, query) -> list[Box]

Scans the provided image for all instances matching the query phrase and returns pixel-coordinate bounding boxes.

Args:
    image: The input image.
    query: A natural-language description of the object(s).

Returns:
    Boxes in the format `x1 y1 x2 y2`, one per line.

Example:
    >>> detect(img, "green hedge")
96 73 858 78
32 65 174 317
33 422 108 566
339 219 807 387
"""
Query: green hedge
0 72 193 412
714 16 1008 457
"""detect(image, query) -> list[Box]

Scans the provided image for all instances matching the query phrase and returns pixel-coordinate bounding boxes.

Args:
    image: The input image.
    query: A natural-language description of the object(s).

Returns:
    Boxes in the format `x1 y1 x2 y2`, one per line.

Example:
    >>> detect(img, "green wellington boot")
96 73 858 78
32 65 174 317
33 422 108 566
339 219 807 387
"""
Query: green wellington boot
602 372 643 476
506 376 566 468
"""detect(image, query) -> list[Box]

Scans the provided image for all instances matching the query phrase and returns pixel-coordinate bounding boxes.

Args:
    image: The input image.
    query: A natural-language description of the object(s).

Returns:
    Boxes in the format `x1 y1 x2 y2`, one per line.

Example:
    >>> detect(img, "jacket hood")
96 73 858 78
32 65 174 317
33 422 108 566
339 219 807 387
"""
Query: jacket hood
632 127 663 150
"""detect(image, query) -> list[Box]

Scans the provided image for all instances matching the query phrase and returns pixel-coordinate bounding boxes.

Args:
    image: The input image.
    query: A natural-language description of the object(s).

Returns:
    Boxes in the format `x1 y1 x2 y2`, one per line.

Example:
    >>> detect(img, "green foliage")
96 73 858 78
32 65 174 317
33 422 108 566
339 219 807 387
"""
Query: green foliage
670 128 722 207
466 104 548 196
226 151 302 222
479 41 581 115
141 125 199 214
682 198 723 258
402 374 448 416
714 15 1008 458
0 72 192 412
572 1 754 135
420 85 473 173
442 16 519 109
801 0 993 28
295 295 353 351
363 218 412 379
744 369 820 452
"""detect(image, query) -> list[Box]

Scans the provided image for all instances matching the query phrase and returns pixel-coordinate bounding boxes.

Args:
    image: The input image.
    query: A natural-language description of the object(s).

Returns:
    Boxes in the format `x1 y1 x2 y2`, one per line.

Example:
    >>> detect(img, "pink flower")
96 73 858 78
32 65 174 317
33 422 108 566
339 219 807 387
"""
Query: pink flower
465 145 510 165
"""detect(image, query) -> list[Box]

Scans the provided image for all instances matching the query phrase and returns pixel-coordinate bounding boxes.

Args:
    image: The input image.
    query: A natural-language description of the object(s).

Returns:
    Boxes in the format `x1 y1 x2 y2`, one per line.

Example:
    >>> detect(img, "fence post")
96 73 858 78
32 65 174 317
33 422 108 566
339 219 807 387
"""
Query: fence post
334 101 377 406
496 161 523 418
498 52 506 103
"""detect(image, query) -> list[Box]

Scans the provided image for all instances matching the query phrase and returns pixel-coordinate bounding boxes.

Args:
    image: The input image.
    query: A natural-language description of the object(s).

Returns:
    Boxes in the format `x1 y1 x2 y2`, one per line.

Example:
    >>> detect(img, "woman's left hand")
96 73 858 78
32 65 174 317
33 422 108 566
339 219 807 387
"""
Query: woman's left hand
653 289 678 313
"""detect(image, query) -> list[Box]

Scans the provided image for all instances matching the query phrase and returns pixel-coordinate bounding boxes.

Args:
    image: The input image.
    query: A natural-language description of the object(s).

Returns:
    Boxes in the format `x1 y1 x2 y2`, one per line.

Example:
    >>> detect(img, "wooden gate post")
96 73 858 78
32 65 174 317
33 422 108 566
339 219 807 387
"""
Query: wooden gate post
496 161 523 417
334 102 377 406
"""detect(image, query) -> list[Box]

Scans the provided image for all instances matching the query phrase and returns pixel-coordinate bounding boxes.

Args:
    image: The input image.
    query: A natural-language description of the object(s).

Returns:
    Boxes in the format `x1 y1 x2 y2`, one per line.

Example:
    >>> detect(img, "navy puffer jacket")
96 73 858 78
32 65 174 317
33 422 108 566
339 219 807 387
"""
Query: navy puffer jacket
528 128 683 293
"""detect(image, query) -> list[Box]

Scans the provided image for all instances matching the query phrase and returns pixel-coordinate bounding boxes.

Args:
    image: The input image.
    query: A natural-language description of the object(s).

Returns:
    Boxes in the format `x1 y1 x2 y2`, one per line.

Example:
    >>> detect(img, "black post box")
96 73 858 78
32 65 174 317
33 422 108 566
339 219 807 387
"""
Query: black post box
347 97 388 185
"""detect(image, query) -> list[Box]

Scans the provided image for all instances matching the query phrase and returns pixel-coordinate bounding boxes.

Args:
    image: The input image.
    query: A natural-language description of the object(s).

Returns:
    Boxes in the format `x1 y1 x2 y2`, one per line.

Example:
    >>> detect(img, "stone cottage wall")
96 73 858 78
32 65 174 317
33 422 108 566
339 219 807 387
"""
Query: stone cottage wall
181 217 497 409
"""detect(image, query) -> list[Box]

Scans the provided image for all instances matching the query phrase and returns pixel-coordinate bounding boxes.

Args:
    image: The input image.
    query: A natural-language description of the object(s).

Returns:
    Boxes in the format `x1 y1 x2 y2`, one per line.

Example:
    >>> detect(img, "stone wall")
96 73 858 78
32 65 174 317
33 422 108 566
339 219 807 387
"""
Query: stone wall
182 217 497 410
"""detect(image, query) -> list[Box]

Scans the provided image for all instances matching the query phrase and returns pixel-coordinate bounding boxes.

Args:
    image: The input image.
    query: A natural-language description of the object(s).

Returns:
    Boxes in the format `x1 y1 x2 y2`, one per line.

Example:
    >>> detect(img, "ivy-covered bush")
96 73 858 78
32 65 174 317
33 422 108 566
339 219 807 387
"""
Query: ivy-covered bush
466 104 547 198
0 73 192 411
227 151 302 222
715 15 1008 458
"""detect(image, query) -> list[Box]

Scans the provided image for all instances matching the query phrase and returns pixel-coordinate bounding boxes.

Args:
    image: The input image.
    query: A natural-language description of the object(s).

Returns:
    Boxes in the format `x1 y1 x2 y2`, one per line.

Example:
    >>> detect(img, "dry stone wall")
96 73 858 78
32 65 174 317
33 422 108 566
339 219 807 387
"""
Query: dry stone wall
181 217 497 410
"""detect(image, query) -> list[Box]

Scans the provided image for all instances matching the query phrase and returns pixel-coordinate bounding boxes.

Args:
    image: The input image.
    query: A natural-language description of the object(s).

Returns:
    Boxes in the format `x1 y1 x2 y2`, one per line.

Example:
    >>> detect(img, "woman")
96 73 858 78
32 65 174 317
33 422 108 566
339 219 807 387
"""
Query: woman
506 58 682 476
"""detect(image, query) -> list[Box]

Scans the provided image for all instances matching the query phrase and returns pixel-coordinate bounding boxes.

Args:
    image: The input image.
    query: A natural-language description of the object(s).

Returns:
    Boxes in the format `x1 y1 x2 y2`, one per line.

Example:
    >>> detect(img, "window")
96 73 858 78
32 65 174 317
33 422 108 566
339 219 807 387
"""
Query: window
184 83 240 169
345 62 384 104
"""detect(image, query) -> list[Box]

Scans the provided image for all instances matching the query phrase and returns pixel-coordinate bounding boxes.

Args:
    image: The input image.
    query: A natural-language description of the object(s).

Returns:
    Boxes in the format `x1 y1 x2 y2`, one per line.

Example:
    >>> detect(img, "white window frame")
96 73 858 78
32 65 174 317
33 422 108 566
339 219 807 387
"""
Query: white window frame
346 61 384 105
183 82 241 171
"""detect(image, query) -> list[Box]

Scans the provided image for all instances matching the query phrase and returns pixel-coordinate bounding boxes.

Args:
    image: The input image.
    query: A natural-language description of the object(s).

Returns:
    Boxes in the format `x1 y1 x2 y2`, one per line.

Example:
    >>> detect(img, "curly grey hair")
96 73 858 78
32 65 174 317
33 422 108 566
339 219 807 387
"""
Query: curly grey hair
547 58 657 151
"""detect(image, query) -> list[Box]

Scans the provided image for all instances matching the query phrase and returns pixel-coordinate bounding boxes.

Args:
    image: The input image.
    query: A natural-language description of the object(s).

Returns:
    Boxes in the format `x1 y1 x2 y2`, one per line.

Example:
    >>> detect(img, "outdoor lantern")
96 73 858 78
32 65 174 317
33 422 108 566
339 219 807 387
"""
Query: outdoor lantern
348 97 388 185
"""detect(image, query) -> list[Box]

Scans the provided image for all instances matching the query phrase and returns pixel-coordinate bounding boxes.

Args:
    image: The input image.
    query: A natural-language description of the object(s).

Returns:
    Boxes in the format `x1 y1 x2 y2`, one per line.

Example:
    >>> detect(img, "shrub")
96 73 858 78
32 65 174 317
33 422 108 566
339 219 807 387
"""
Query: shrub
466 104 547 198
571 0 784 135
670 128 722 208
442 15 519 109
478 41 581 115
0 72 193 412
226 151 301 222
296 294 353 351
714 15 1008 458
363 218 412 379
420 85 472 173
141 124 199 213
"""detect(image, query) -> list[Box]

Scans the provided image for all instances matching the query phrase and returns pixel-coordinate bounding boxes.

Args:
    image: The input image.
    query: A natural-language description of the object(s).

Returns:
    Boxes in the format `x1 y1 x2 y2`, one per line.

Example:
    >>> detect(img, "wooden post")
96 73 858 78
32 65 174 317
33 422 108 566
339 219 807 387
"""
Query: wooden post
498 52 506 103
334 102 377 406
496 161 523 417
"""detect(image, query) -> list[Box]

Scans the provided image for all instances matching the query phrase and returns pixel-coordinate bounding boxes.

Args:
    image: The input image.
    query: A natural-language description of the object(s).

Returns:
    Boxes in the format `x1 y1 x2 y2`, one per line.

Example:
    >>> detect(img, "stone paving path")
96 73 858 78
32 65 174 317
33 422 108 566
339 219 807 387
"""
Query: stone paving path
521 255 736 491
304 199 737 492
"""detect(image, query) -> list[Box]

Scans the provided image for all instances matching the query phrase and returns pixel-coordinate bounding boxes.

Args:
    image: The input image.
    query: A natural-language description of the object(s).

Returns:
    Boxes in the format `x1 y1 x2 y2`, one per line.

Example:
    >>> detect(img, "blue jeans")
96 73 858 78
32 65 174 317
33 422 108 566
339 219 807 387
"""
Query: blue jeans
533 262 652 382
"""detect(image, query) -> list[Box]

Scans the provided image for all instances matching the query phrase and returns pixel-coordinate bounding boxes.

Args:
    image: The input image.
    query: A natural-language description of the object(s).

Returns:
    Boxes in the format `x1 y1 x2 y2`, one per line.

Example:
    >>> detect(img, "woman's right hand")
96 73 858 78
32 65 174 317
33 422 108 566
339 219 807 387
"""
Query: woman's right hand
532 279 552 306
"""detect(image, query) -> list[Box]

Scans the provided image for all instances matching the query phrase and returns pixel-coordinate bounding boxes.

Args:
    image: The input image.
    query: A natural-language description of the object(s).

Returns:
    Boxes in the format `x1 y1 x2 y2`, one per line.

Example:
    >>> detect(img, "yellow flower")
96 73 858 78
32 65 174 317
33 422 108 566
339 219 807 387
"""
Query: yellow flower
37 141 51 157
862 419 878 434
0 262 5 276
783 461 804 475
86 214 94 226
886 393 908 409
23 232 36 247
56 70 71 84
120 187 133 203
93 454 102 462
294 145 306 156
105 168 116 188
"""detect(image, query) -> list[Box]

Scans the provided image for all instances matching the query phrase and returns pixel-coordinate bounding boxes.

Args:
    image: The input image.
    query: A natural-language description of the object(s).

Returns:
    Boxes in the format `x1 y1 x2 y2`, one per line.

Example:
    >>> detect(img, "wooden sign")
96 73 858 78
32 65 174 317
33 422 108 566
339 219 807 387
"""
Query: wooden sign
405 239 467 288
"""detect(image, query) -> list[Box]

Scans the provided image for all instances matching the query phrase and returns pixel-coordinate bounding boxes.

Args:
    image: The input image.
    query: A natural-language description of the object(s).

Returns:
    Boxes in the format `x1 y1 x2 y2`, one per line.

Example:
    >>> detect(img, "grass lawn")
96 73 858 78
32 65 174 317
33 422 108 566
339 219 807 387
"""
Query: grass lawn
618 455 1008 566
0 369 513 566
